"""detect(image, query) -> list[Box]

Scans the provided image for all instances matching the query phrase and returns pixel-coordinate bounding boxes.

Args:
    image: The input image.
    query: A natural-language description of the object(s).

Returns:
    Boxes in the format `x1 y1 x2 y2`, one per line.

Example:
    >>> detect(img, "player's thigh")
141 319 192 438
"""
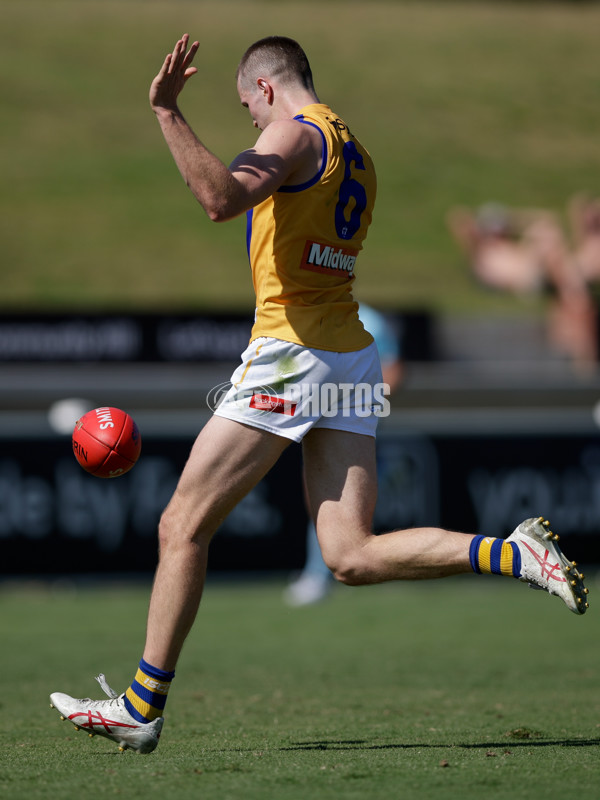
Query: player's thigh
162 415 290 542
302 428 377 559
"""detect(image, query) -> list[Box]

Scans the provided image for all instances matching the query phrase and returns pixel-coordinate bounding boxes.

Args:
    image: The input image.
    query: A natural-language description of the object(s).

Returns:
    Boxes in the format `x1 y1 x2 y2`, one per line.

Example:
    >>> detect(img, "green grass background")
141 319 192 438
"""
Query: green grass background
3 0 600 315
1 578 599 799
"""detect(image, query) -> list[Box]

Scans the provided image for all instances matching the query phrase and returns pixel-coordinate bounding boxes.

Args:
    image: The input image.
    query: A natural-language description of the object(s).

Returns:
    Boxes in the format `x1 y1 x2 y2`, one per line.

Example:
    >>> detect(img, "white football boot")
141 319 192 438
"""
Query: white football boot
50 674 163 754
506 517 589 615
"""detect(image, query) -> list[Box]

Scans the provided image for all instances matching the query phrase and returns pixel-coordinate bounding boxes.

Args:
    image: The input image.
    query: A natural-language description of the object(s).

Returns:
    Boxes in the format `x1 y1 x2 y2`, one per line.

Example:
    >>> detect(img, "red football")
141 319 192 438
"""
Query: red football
72 406 141 478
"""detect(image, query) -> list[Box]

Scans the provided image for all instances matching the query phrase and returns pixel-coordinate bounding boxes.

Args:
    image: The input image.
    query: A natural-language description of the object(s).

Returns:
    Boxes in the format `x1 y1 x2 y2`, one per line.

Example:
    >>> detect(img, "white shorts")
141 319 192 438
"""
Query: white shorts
212 337 387 443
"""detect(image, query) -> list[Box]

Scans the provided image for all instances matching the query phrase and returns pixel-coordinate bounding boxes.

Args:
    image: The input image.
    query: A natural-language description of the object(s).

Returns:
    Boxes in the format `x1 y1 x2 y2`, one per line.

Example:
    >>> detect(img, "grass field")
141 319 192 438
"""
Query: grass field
3 1 600 314
2 577 599 799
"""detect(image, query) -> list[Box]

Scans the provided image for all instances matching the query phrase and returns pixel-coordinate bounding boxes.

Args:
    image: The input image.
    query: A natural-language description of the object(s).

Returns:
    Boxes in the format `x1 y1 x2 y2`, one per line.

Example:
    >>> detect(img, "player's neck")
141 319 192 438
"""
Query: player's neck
280 89 321 119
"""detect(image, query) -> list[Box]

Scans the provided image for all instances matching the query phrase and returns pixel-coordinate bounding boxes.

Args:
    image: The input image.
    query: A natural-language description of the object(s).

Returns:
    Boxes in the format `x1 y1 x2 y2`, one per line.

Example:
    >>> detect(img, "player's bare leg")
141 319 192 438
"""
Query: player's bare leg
302 429 588 612
143 416 291 671
50 417 290 752
302 428 473 583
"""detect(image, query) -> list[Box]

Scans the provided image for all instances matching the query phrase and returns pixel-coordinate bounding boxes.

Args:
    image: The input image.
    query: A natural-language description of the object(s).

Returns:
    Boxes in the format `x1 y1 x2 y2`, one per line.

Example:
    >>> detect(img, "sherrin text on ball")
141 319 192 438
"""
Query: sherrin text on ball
72 406 141 478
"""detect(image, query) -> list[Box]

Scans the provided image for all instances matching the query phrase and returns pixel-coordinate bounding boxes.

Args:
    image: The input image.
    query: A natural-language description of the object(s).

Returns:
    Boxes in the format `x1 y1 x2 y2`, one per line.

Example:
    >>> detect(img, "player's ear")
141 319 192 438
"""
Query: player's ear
257 78 274 104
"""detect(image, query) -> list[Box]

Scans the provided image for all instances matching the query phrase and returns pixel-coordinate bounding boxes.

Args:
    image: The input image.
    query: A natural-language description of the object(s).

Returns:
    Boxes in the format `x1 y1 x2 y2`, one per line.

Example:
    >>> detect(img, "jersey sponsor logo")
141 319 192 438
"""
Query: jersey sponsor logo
300 240 358 277
249 394 297 416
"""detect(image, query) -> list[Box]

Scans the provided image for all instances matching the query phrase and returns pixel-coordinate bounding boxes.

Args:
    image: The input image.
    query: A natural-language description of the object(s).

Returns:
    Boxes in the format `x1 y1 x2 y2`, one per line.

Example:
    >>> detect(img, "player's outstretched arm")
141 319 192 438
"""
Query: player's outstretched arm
150 34 246 221
150 35 320 223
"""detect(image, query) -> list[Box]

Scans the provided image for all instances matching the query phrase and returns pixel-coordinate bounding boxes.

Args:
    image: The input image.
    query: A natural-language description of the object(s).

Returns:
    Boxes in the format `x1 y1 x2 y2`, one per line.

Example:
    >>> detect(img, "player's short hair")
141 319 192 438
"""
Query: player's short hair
237 36 315 92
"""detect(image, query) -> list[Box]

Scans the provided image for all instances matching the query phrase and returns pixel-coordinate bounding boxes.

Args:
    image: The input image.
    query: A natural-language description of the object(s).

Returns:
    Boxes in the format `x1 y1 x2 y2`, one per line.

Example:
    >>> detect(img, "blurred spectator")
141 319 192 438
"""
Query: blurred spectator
447 203 597 370
447 203 547 295
568 193 600 284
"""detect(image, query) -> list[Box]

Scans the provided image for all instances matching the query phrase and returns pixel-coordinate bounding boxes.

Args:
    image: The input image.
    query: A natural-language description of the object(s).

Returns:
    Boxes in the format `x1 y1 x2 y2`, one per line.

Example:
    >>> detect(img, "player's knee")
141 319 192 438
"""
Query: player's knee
157 503 192 551
158 501 214 554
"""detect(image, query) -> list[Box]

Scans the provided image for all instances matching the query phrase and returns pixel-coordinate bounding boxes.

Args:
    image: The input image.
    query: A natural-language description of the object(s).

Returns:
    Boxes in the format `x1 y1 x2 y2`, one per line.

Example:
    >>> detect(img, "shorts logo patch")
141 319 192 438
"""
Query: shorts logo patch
249 394 297 416
300 240 358 277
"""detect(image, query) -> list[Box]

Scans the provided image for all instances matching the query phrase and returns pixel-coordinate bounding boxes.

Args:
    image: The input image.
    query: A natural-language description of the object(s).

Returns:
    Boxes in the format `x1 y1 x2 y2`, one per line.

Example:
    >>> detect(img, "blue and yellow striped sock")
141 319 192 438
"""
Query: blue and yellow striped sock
123 659 175 723
469 535 521 577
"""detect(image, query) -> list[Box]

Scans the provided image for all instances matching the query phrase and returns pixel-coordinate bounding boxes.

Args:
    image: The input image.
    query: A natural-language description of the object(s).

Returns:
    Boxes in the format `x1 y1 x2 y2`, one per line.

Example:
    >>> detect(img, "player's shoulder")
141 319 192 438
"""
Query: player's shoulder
265 116 318 138
259 117 322 155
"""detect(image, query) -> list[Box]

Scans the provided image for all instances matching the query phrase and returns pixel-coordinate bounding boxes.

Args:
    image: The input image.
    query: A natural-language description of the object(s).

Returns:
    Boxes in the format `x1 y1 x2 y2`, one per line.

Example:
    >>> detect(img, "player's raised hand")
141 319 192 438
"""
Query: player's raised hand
150 34 199 111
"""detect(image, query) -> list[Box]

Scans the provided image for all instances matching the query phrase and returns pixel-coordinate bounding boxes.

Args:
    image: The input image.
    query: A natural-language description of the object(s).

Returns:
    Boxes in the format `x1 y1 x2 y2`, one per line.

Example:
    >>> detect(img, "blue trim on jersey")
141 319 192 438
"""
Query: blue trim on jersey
246 208 253 261
278 116 327 193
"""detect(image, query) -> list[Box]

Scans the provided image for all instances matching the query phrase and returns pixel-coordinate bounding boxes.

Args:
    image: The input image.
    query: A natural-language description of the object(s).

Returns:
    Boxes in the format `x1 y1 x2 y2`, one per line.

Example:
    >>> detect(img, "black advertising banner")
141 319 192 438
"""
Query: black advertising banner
0 436 306 575
0 311 428 363
0 428 598 576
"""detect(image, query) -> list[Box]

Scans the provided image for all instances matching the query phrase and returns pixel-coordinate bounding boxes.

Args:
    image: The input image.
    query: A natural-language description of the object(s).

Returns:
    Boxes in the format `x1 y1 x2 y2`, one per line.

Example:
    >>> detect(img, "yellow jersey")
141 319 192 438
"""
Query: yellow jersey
246 103 376 352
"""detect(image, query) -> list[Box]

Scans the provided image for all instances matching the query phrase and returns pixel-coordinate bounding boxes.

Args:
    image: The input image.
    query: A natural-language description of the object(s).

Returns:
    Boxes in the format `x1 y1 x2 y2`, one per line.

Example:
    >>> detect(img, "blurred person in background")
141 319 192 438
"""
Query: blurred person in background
447 203 597 370
568 193 600 284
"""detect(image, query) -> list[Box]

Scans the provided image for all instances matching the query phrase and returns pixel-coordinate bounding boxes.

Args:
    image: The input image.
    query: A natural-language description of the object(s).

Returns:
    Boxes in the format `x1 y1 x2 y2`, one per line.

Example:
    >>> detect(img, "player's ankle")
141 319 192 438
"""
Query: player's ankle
124 658 175 723
469 535 521 578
